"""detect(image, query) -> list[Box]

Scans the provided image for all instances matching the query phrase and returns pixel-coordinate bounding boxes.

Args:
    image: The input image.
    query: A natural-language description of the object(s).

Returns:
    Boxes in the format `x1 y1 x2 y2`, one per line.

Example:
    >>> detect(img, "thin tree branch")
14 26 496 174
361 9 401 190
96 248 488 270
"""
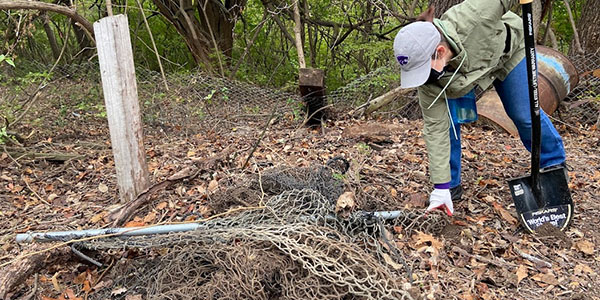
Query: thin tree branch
229 11 268 78
201 0 225 76
0 0 94 37
292 0 306 68
135 0 169 90
409 0 419 18
263 1 296 44
562 0 584 54
243 108 277 170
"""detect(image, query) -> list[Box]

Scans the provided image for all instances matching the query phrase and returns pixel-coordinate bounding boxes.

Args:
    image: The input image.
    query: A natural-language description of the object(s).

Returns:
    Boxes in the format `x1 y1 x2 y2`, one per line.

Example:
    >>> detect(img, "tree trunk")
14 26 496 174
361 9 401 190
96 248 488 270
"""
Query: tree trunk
197 0 244 59
563 0 584 55
429 0 463 17
303 0 316 67
71 17 94 59
292 0 306 68
152 0 214 70
547 27 558 49
53 0 93 60
151 0 245 70
42 13 61 59
576 0 600 54
532 0 542 38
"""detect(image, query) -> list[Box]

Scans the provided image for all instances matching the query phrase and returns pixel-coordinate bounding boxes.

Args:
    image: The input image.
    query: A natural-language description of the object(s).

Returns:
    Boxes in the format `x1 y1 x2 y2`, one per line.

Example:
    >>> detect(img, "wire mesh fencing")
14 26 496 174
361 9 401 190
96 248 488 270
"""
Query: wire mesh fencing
563 52 600 127
0 60 303 136
2 51 598 130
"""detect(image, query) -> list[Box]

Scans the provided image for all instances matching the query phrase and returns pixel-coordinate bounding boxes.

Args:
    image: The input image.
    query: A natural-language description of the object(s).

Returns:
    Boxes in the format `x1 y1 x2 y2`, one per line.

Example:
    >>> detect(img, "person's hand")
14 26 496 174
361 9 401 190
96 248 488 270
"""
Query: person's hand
427 188 454 216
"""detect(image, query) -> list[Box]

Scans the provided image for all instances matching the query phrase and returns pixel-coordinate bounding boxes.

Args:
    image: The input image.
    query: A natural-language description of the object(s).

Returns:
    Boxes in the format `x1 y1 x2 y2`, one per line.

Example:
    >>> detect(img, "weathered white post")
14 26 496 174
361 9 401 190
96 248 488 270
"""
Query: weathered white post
94 14 149 203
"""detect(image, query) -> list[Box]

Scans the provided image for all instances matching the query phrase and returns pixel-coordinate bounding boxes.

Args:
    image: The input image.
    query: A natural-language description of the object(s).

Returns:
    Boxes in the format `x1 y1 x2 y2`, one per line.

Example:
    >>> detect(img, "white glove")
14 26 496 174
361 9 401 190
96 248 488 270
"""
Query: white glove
427 188 454 216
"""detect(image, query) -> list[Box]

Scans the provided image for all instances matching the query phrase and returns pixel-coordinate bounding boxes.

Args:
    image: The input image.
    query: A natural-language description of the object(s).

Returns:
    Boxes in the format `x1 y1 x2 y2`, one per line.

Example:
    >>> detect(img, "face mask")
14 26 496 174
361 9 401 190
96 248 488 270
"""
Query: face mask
425 67 445 84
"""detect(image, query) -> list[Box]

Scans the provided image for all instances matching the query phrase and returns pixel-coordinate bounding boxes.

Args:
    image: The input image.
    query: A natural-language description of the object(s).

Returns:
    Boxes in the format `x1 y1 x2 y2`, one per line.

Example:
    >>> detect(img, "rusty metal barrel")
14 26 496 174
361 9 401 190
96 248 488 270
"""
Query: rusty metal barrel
477 46 579 136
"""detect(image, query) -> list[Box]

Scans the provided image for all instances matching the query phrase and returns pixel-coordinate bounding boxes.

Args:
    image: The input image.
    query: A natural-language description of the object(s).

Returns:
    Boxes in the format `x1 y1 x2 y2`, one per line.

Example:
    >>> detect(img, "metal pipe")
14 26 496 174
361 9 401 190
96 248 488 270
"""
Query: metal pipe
15 210 415 243
372 210 405 220
16 223 204 243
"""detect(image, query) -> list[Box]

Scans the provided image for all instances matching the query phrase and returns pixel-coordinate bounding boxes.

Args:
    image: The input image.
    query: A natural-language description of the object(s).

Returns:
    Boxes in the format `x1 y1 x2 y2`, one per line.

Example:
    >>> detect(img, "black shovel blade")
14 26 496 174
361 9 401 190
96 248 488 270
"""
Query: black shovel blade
508 167 573 233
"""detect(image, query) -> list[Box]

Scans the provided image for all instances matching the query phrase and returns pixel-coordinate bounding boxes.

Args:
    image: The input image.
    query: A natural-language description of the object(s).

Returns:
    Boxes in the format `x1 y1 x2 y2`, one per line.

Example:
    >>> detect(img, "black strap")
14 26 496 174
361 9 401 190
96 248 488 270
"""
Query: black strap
504 23 512 53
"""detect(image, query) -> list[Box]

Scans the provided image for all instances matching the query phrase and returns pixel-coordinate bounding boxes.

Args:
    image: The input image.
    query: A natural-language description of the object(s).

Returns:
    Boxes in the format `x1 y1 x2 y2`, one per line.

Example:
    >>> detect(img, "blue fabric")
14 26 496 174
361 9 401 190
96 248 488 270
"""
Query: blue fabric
448 58 566 189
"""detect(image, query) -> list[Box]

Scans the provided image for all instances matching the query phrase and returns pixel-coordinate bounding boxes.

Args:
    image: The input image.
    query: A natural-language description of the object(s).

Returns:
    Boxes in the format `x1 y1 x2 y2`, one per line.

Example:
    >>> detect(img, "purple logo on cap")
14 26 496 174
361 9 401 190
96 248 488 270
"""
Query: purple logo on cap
396 55 409 65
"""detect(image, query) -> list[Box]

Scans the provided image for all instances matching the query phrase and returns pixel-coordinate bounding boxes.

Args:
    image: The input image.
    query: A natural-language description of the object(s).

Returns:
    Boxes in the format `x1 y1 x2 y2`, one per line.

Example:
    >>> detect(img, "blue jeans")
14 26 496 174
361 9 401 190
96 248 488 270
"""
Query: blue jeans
448 58 566 188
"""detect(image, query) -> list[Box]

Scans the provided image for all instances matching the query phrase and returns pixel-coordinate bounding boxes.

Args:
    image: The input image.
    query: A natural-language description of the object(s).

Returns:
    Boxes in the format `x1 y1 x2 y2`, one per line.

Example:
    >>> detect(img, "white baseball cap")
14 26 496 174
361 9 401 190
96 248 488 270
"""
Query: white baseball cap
393 22 441 88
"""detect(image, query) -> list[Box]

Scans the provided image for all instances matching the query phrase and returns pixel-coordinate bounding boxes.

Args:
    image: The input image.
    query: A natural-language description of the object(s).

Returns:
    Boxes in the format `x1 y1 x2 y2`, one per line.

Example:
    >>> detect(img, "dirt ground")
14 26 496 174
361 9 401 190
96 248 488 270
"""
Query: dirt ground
1 85 599 299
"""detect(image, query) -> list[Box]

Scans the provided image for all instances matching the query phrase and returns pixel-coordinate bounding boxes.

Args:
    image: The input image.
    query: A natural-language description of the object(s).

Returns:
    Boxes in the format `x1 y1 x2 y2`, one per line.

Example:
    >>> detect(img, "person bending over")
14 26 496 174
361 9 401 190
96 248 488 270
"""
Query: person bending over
393 1 566 215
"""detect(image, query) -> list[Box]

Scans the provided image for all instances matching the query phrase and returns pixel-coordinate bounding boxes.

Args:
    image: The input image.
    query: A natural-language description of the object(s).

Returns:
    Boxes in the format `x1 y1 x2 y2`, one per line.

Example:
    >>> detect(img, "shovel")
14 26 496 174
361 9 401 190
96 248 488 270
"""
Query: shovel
507 0 574 233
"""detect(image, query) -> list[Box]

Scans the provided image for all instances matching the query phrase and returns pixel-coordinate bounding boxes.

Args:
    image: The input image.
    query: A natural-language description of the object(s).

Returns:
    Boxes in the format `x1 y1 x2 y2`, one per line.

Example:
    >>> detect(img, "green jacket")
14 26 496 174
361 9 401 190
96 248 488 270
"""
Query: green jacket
418 0 525 184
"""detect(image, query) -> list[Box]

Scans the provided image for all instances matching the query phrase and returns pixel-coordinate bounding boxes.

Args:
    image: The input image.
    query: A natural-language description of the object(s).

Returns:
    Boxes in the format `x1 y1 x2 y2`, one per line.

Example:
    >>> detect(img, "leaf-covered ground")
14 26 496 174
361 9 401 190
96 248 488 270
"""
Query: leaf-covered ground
1 86 599 299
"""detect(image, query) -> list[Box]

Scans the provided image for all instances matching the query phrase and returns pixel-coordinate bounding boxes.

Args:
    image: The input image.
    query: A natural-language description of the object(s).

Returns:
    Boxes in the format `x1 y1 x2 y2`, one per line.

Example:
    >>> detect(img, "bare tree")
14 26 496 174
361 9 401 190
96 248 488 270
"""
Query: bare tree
575 0 600 54
41 13 61 59
151 0 246 73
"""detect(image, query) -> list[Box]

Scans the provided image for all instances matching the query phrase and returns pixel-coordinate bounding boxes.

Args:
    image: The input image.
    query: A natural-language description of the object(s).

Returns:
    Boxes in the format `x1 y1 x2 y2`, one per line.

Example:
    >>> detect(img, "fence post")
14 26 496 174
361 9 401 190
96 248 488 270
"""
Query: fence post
299 68 326 126
94 15 149 203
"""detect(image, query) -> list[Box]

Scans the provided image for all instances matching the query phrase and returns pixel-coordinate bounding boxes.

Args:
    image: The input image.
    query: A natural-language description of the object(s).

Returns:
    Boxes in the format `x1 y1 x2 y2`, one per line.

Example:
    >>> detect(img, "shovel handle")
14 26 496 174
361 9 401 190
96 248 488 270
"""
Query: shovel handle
521 0 543 205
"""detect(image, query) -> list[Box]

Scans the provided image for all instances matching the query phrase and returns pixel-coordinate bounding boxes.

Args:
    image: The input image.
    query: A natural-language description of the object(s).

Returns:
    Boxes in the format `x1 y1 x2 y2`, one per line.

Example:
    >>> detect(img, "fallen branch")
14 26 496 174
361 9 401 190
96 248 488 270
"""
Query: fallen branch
349 86 415 117
22 177 51 206
0 245 71 299
243 109 277 169
452 246 517 268
110 148 233 226
513 246 552 268
299 103 332 128
2 149 84 162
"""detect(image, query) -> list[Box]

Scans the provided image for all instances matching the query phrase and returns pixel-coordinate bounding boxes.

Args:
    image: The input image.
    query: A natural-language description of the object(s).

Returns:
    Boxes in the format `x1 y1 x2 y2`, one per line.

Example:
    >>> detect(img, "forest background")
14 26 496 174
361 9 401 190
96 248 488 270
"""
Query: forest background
1 0 598 92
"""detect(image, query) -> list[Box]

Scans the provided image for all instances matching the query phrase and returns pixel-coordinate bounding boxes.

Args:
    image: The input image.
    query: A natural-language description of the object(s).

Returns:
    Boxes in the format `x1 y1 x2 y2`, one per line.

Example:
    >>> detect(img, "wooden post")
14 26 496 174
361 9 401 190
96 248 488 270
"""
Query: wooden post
299 68 326 126
94 15 149 203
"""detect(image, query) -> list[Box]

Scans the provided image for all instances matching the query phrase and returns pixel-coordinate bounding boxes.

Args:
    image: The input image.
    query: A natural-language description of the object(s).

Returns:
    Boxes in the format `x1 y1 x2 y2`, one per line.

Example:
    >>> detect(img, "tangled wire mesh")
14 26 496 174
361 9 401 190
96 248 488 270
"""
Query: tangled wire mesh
81 162 447 300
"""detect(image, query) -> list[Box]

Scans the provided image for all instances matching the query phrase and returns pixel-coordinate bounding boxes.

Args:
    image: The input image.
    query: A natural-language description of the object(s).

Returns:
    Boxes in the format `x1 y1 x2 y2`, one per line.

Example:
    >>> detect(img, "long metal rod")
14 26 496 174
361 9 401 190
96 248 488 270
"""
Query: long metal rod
15 210 410 243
